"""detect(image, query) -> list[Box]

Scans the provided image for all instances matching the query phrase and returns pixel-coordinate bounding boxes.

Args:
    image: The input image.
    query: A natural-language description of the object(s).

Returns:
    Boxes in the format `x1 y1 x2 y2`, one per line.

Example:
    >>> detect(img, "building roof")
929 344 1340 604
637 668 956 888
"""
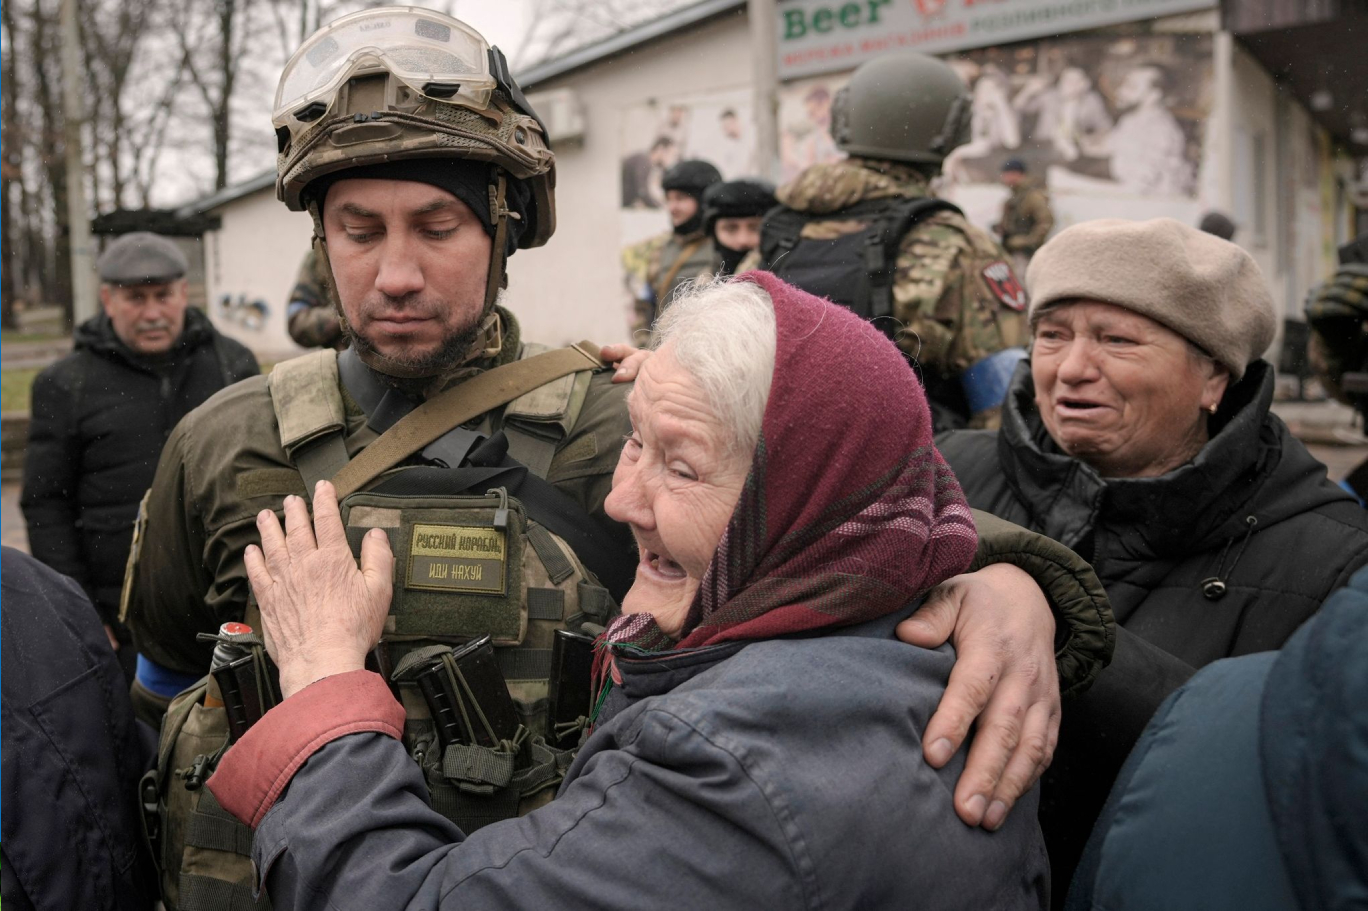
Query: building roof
176 0 745 214
517 0 744 88
175 169 276 218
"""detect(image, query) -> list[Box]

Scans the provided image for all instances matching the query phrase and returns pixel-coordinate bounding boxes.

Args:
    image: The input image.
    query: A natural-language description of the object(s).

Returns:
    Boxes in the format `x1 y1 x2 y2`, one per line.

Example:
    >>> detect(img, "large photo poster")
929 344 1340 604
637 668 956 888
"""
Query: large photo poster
775 25 1215 232
619 88 756 245
941 31 1213 198
778 74 849 183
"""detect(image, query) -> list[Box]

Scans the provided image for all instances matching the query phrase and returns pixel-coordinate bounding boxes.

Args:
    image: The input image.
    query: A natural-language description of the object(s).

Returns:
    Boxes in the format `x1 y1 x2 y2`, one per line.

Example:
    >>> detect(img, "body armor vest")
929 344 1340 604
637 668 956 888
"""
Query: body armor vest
145 346 625 910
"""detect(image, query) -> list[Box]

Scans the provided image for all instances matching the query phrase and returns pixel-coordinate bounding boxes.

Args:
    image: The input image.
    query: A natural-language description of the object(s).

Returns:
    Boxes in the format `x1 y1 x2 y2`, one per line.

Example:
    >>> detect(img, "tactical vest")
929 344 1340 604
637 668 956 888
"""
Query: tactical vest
759 197 960 329
144 345 625 910
759 197 969 426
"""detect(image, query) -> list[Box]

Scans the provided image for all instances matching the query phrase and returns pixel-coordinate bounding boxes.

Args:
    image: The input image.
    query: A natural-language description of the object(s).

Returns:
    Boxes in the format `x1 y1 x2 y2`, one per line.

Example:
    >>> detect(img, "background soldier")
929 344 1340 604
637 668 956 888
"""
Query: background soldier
756 52 1028 431
994 159 1055 274
285 248 346 349
700 178 777 277
621 158 722 337
21 232 257 680
1306 231 1368 501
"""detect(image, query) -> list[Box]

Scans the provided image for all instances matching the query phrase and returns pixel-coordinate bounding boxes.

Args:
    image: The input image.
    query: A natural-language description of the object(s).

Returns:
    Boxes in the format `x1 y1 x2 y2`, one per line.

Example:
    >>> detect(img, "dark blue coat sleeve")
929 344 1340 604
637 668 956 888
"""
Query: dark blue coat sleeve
254 714 806 911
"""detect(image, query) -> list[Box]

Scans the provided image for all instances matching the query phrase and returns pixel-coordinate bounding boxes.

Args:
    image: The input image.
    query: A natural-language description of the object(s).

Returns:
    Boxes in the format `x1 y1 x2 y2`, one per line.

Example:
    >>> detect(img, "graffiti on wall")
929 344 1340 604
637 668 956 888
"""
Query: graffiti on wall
217 294 271 332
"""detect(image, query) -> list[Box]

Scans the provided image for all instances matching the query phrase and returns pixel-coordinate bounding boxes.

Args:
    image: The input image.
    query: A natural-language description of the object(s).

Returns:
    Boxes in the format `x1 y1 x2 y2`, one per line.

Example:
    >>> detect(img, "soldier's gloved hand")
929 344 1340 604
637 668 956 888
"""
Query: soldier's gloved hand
600 342 652 383
896 563 1060 831
245 481 395 698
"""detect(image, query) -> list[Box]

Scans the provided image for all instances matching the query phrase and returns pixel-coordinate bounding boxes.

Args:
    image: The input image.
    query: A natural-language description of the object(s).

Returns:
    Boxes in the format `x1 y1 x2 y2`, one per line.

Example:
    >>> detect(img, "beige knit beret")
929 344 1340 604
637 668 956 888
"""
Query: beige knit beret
1025 217 1276 379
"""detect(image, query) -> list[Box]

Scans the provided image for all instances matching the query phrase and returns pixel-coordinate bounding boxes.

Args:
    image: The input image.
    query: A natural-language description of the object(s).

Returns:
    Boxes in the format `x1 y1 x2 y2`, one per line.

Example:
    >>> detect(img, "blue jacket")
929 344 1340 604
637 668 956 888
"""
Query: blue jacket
1067 564 1368 910
215 609 1049 910
1 548 156 910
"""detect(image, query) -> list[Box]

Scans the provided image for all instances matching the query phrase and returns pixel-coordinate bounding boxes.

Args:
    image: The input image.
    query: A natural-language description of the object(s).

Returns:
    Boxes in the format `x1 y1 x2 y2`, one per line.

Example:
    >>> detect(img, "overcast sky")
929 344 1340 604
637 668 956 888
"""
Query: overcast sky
454 0 532 57
159 0 542 208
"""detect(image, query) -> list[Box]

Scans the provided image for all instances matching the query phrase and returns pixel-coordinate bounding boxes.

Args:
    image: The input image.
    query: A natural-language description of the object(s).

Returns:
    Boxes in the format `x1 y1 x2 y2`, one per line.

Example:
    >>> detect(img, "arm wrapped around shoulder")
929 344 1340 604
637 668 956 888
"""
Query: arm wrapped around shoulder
968 509 1115 697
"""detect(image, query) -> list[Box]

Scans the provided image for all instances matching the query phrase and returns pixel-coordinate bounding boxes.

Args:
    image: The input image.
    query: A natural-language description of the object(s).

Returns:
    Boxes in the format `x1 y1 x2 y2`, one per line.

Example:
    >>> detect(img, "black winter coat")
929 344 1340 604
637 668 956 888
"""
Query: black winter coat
20 309 258 621
1 547 157 911
937 359 1368 904
938 359 1368 664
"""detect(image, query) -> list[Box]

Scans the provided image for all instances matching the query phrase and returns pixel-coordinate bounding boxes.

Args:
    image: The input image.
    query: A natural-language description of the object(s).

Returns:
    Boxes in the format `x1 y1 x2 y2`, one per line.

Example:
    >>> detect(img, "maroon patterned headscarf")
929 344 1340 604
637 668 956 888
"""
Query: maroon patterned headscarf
597 272 978 678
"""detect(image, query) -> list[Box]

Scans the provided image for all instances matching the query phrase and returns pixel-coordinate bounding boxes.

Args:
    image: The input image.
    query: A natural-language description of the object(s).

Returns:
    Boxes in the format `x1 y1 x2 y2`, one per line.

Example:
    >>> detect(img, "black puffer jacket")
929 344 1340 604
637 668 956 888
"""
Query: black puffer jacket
938 359 1368 903
20 309 258 621
939 359 1368 665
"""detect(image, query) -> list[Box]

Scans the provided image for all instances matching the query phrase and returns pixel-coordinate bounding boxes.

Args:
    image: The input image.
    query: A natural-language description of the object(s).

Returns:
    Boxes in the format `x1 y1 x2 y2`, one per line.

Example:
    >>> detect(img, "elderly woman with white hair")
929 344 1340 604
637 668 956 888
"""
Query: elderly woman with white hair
205 275 1064 910
937 217 1368 896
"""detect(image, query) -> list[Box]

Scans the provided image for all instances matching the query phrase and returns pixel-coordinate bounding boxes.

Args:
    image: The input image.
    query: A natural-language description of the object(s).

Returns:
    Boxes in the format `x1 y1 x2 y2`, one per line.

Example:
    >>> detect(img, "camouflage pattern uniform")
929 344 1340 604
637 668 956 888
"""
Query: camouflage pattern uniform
761 157 1026 428
286 249 346 350
995 178 1055 273
622 229 715 339
1305 262 1368 406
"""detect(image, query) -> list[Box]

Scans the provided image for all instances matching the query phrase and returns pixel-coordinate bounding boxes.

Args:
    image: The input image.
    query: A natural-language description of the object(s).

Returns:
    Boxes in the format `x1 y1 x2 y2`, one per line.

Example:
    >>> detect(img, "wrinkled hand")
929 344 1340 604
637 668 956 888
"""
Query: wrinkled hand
244 481 394 698
600 342 652 383
897 563 1060 831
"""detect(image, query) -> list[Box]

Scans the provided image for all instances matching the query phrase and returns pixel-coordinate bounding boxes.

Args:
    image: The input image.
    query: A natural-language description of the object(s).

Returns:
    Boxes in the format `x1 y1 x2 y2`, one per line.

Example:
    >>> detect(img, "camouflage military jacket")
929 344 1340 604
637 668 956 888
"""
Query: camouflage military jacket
1306 263 1368 405
622 228 716 338
287 248 346 350
996 181 1055 254
122 308 633 676
771 158 1026 405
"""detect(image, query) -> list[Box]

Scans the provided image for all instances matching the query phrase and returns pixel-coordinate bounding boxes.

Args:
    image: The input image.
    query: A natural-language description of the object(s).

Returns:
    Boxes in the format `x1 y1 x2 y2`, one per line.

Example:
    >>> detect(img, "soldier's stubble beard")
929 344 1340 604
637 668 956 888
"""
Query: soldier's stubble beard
348 292 486 396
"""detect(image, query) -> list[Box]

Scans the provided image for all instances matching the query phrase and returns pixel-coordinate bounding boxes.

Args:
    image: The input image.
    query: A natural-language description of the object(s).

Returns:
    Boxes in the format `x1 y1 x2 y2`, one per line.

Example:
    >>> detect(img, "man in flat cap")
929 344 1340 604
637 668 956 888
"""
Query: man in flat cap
21 231 258 678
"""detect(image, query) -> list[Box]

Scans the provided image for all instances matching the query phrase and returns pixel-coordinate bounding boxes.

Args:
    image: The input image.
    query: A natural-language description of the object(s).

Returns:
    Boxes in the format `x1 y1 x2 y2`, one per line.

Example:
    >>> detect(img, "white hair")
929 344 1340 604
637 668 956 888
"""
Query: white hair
651 277 777 455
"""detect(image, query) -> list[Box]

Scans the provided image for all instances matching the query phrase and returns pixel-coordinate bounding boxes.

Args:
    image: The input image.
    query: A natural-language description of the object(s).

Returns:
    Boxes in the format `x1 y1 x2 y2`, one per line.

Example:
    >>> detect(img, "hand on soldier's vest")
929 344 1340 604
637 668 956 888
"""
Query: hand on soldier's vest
245 481 395 698
601 342 653 383
897 563 1060 832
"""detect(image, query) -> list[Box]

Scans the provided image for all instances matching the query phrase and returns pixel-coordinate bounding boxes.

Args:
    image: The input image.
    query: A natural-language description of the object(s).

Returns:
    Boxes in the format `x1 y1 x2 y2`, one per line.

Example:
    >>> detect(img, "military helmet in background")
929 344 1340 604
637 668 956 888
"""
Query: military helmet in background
702 179 777 236
272 7 555 248
661 159 723 199
830 51 972 166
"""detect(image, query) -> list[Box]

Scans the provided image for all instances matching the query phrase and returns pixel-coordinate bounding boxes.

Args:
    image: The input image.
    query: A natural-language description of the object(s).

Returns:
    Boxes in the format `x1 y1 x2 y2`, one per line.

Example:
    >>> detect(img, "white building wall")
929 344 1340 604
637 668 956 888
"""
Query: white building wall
202 190 316 360
1225 41 1335 348
504 13 753 347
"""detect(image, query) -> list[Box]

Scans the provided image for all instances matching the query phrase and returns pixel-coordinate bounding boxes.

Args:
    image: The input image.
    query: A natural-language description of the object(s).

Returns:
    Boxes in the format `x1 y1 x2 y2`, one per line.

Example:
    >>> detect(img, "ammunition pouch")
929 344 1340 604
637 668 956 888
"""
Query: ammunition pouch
388 640 576 832
146 641 279 910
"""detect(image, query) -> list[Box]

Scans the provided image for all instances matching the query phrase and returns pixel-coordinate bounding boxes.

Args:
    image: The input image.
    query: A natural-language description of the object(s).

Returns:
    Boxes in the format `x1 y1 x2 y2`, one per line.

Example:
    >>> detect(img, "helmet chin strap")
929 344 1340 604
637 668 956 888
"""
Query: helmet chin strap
305 192 509 382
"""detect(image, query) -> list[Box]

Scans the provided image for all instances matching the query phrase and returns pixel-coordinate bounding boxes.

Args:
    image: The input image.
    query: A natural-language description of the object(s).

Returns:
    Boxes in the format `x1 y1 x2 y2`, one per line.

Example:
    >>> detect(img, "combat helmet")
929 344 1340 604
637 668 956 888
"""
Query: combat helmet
830 51 972 166
661 159 723 199
702 179 777 237
272 7 553 375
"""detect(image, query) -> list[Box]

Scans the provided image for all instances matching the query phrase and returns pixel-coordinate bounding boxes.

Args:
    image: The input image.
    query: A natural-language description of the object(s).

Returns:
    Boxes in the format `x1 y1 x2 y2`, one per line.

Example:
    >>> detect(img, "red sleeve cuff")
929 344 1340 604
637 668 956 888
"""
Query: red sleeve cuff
207 669 405 828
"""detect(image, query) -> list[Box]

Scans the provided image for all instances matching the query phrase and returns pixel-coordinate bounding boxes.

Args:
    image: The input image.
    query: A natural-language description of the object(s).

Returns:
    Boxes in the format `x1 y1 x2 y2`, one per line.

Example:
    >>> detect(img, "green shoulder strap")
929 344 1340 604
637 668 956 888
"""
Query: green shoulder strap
503 342 593 478
268 350 350 493
331 342 604 499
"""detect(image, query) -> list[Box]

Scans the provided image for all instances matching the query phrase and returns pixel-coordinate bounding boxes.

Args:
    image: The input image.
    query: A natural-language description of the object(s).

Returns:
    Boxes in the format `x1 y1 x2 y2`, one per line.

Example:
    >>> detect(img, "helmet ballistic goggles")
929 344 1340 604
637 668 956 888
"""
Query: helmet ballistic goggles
273 7 496 132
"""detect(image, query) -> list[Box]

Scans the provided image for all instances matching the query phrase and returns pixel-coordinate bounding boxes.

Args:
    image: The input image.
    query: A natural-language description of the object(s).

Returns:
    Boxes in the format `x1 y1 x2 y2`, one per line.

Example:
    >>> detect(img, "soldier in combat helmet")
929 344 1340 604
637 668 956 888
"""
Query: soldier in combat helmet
121 12 644 906
755 51 1029 431
621 159 722 338
1306 231 1368 502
